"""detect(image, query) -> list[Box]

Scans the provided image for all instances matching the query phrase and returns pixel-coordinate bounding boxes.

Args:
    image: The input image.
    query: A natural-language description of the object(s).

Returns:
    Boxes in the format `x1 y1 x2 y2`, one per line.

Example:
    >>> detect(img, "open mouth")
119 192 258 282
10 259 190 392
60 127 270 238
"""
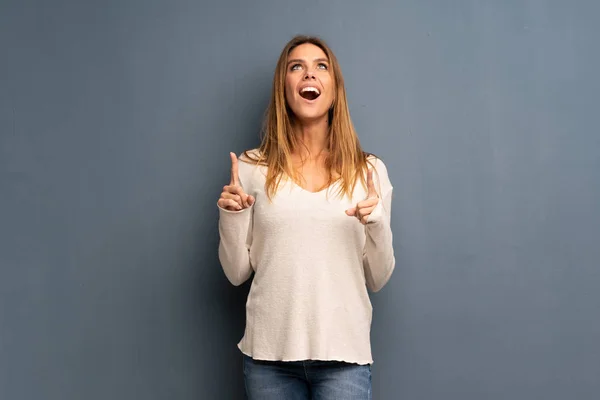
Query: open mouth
299 86 321 101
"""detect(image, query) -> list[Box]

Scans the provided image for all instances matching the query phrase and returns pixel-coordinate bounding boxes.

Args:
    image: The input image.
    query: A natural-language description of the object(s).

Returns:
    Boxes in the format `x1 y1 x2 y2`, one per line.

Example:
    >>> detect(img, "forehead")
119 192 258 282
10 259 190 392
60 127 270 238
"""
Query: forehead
287 43 328 61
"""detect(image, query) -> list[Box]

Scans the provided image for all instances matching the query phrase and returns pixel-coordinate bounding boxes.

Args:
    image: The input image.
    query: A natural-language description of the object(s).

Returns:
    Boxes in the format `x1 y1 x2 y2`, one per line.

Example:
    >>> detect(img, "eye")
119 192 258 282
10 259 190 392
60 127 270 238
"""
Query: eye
317 63 328 70
290 63 302 71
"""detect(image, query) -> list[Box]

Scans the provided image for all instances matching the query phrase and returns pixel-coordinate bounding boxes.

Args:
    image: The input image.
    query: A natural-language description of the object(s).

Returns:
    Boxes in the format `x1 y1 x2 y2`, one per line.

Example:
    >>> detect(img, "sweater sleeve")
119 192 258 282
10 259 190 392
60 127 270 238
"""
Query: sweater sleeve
217 158 254 286
363 157 395 292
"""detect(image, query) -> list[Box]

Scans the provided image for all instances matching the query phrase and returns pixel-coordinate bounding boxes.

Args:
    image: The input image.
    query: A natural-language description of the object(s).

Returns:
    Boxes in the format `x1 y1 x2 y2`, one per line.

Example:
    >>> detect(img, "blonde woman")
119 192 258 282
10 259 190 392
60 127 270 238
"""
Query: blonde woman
217 35 395 400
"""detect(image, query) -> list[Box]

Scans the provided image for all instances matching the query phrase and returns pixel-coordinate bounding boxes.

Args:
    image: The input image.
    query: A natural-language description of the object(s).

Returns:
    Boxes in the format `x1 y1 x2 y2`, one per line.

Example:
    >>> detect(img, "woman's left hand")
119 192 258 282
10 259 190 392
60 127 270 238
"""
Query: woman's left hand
346 169 379 225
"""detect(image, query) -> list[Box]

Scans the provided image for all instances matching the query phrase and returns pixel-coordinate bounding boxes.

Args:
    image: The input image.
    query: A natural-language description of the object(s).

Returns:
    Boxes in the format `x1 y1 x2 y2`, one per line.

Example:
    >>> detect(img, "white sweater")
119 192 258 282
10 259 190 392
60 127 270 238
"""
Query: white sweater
217 150 395 365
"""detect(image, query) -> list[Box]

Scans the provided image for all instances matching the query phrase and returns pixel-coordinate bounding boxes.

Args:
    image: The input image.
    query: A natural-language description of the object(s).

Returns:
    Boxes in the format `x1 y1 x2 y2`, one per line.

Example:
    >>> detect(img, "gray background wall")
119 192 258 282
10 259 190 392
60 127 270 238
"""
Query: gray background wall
1 0 599 399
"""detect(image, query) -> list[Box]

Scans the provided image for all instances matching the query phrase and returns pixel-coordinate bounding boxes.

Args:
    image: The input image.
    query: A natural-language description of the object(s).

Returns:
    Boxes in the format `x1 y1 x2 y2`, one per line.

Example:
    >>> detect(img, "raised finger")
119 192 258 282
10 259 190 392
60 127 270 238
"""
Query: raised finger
230 152 240 186
367 168 378 199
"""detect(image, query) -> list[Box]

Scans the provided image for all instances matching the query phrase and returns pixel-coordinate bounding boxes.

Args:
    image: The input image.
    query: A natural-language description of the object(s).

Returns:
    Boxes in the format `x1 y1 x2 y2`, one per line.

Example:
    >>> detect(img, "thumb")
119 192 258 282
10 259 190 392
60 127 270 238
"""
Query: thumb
247 195 255 206
345 207 356 216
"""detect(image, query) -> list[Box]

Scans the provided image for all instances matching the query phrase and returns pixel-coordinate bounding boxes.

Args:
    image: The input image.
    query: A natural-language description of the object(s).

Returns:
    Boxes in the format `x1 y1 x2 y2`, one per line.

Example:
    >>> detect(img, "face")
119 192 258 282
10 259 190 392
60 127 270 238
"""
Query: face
285 43 335 124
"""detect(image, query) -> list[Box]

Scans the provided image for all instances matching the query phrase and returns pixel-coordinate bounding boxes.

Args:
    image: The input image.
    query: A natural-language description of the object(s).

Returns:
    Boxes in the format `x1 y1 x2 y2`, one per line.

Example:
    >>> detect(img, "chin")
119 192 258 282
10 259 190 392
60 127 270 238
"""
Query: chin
291 107 329 123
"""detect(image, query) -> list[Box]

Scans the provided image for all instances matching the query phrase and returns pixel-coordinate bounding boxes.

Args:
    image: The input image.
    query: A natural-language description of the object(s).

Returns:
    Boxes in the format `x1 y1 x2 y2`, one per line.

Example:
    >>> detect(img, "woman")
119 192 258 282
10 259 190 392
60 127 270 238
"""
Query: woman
217 35 395 400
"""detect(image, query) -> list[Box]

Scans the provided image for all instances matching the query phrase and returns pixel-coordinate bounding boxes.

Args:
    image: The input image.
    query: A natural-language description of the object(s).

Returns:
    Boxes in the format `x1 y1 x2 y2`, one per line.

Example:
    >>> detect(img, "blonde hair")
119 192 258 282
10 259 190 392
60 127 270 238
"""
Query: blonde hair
244 35 374 200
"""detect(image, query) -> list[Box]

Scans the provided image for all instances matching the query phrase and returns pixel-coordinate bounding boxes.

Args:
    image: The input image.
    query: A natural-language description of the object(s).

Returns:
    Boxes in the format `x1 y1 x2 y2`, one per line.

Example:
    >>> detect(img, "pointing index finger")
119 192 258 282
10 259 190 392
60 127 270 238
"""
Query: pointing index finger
367 168 378 199
230 152 240 186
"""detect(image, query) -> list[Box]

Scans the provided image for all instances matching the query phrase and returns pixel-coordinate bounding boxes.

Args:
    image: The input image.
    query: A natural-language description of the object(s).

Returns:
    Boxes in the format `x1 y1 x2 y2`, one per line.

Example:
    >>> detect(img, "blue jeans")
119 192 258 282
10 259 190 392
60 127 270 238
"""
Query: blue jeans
243 354 372 400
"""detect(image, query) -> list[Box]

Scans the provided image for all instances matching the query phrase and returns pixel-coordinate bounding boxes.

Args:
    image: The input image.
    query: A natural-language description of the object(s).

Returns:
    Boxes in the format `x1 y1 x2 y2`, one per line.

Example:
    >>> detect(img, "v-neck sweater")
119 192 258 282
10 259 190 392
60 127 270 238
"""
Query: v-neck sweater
217 150 395 365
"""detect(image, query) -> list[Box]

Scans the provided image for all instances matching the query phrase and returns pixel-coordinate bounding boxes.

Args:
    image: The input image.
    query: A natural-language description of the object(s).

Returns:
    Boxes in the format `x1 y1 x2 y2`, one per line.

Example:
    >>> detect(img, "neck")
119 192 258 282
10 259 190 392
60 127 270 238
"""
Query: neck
293 117 329 158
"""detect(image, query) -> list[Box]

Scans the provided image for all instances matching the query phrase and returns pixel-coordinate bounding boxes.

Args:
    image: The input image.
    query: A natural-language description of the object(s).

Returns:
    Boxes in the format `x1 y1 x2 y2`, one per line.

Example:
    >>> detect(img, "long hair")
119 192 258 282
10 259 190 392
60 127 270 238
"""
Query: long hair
244 35 373 200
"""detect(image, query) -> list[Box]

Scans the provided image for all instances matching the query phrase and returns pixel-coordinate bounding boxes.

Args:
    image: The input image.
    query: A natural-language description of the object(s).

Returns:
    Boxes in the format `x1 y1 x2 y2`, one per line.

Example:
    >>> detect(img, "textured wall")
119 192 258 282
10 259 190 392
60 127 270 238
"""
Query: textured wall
1 1 599 398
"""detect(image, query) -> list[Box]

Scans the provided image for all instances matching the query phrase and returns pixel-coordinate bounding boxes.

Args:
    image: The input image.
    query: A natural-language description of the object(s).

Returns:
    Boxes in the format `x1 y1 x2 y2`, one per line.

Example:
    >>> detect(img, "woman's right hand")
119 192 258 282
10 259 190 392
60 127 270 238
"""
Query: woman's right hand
218 152 255 211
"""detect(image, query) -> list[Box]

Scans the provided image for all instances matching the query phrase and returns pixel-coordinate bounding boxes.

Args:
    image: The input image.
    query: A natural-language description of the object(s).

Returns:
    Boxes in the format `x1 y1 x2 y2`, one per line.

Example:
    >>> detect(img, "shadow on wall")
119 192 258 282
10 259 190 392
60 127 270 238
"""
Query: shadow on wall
189 65 270 398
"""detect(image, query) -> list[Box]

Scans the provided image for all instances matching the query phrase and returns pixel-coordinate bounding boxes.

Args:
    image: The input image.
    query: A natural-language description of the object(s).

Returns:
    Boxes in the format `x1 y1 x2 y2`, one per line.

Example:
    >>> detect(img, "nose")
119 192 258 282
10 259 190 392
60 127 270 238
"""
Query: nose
303 70 316 80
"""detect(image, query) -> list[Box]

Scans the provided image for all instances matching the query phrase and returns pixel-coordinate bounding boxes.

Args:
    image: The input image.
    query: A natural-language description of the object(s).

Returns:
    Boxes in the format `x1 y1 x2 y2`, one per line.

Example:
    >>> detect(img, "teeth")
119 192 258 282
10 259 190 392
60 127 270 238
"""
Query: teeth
300 87 320 95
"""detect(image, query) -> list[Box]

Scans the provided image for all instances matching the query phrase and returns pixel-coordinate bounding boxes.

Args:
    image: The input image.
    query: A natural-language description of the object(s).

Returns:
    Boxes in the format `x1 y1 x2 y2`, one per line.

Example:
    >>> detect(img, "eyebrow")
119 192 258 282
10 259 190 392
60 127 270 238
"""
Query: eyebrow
287 57 330 65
